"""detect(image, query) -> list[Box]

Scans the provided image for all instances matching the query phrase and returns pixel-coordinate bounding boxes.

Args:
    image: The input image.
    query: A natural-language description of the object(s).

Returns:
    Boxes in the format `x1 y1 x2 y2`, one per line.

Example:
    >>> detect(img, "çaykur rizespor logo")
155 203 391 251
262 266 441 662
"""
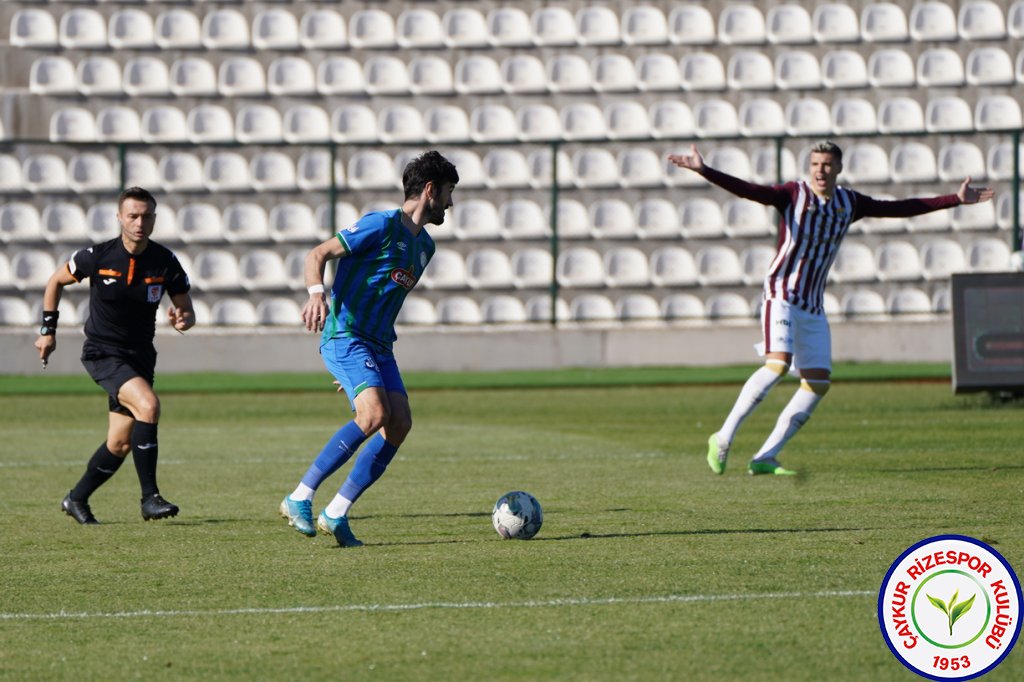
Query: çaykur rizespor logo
879 535 1021 680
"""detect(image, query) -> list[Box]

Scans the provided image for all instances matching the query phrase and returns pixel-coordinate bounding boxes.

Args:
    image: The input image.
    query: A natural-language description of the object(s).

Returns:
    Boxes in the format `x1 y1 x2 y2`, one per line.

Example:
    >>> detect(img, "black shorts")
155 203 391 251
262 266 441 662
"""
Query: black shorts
81 340 156 415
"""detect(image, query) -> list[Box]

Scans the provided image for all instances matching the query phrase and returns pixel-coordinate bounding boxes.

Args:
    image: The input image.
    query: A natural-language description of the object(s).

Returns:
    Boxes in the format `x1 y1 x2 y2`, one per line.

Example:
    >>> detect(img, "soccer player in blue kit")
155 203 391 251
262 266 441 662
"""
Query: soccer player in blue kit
280 151 458 547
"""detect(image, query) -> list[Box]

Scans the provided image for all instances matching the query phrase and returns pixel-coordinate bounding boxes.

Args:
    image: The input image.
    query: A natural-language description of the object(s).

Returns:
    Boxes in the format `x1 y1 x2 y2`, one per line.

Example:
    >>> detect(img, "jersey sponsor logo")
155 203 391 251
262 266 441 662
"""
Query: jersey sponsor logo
390 268 417 290
397 241 408 252
147 285 163 302
345 223 359 233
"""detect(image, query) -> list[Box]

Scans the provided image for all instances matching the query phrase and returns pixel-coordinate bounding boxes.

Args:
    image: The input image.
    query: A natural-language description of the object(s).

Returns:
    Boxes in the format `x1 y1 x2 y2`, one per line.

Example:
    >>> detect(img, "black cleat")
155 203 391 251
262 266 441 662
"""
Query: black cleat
62 493 99 525
141 493 179 521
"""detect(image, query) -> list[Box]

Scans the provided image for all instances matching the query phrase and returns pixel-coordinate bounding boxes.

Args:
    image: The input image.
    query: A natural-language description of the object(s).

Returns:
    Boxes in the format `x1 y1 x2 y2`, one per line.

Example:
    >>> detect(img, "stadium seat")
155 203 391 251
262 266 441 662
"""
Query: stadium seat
931 288 952 314
235 105 282 143
649 246 698 288
876 241 922 281
784 98 832 137
917 48 965 86
862 3 909 41
526 148 575 189
121 152 160 189
635 198 680 240
868 49 916 88
616 294 662 321
465 248 515 289
719 5 766 44
499 200 548 241
577 6 620 46
920 238 967 279
590 199 638 239
409 56 453 96
724 200 774 238
886 288 932 316
211 298 258 326
878 97 925 134
775 50 822 89
830 242 877 283
11 9 58 48
975 95 1023 131
169 57 217 97
694 99 740 138
256 297 303 327
251 152 297 192
269 203 319 243
739 245 776 285
469 104 518 143
67 153 117 194
952 201 997 231
30 56 76 96
60 8 106 49
427 150 478 192
728 51 775 90
76 56 121 96
696 246 743 286
550 199 591 240
222 203 270 243
317 57 364 96
636 53 681 91
141 106 188 143
420 250 468 290
679 52 726 91
926 96 975 133
454 55 503 95
812 4 861 42
938 142 987 182
219 57 266 97
420 106 468 144
667 5 715 44
958 0 1007 40
557 247 605 288
238 250 288 291
832 98 878 135
840 290 887 318
705 146 752 180
910 2 958 41
348 9 395 49
967 237 1012 272
50 108 97 143
82 202 115 243
0 296 32 326
0 156 22 194
572 148 618 188
283 105 330 144
177 203 223 243
706 293 752 320
94 107 141 144
821 50 869 89
738 98 786 137
532 6 576 46
202 152 250 193
1011 0 1024 37
592 54 638 93
11 250 55 290
268 57 316 96
767 5 813 44
966 47 1015 85
661 294 706 321
0 203 42 243
617 148 663 188
202 9 249 50
154 9 201 49
253 8 299 50
996 191 1024 230
123 57 170 97
679 197 725 238
481 295 528 324
23 154 69 194
396 297 437 326
511 248 554 289
377 105 426 145
443 7 488 48
40 203 87 244
621 5 669 45
487 7 533 47
315 202 360 235
907 208 952 234
570 294 617 323
891 142 938 183
364 56 410 96
502 55 548 95
547 54 593 93
451 200 501 241
649 102 696 143
516 104 561 141
300 9 346 49
482 149 531 190
186 105 233 144
436 296 483 325
331 104 377 144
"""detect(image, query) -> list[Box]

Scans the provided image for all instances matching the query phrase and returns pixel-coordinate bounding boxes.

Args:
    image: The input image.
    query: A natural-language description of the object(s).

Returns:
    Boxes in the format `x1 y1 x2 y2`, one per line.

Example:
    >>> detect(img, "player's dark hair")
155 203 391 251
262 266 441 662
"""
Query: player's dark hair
402 151 459 199
118 186 157 211
809 140 843 164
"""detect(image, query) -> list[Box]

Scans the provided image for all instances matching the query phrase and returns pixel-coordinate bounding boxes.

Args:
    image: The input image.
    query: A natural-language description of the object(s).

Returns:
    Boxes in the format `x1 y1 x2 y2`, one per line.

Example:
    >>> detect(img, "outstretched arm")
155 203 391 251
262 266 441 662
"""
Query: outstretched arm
668 144 792 211
957 177 995 205
855 177 994 220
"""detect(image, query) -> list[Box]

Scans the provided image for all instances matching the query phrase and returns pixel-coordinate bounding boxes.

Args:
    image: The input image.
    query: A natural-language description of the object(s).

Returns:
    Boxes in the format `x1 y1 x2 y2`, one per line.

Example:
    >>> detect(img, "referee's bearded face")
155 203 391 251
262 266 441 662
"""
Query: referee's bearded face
118 198 157 247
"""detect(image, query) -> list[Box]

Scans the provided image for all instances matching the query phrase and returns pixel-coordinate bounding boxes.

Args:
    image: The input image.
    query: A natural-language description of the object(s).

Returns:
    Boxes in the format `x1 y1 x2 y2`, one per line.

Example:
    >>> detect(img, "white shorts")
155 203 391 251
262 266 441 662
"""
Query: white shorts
755 298 832 372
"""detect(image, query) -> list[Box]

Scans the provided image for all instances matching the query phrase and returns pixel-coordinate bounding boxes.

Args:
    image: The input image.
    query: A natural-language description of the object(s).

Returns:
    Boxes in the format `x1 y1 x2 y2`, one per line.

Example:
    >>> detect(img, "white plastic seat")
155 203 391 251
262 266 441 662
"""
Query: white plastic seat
650 101 696 139
617 148 663 189
250 152 296 192
347 151 398 191
891 142 938 183
364 56 409 96
94 107 141 144
958 0 1007 40
23 154 69 193
705 147 752 180
636 53 681 91
141 106 188 143
487 7 533 47
649 247 698 288
661 294 705 321
331 104 377 144
931 288 952 314
155 9 201 49
821 50 868 89
60 8 106 49
124 57 170 97
967 238 1012 272
547 54 593 93
465 248 514 290
589 199 638 239
202 152 250 193
409 56 453 96
841 290 887 318
377 105 425 145
570 294 616 323
443 7 488 48
177 203 223 243
0 203 43 242
876 241 922 281
516 104 561 142
268 57 316 96
0 297 33 326
907 209 952 234
30 56 77 95
616 294 661 321
706 293 752 320
441 150 485 190
966 47 1014 85
988 143 1024 180
235 105 283 143
952 201 997 232
211 299 258 326
396 297 437 326
481 296 527 324
577 6 620 46
50 108 97 142
696 246 743 286
775 50 821 89
499 200 549 241
667 5 715 45
728 51 775 90
868 49 916 88
920 239 967 279
219 57 266 97
634 199 680 240
679 198 725 239
938 142 987 182
679 52 726 91
169 57 217 97
926 96 974 133
862 3 909 41
482 149 531 190
0 156 22 194
1011 0 1024 38
560 102 606 141
41 203 88 244
469 105 518 143
832 98 878 135
122 153 160 189
422 106 469 144
300 9 346 49
694 100 740 138
603 102 649 141
67 154 117 193
349 8 395 48
738 99 786 137
451 200 501 241
222 203 270 243
739 245 776 285
11 250 57 291
256 298 303 327
784 98 832 137
813 4 861 42
526 149 575 189
283 105 330 144
253 8 299 50
317 57 364 96
185 104 233 144
830 242 877 283
719 5 766 44
887 288 932 316
557 248 605 288
843 143 891 184
238 250 288 291
315 202 360 236
420 250 468 290
767 5 813 44
539 200 585 241
917 48 965 86
724 200 774 238
436 297 483 325
511 248 554 289
454 55 503 95
592 54 638 93
878 97 925 134
604 247 649 287
502 55 548 95
11 9 58 48
572 149 618 189
76 56 121 96
532 6 576 46
621 6 668 45
202 9 249 50
910 2 958 41
975 95 1023 131
269 203 319 243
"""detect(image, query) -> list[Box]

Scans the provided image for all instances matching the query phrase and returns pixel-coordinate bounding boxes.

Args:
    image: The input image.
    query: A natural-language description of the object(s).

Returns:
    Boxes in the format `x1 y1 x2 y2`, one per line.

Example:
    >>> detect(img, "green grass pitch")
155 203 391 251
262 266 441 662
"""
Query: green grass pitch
0 368 1021 681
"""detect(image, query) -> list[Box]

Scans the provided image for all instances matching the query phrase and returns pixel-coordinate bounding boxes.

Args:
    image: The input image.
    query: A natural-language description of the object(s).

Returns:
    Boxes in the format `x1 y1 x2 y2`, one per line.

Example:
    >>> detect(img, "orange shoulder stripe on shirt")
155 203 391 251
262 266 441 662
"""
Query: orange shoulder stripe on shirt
143 276 165 284
98 268 122 277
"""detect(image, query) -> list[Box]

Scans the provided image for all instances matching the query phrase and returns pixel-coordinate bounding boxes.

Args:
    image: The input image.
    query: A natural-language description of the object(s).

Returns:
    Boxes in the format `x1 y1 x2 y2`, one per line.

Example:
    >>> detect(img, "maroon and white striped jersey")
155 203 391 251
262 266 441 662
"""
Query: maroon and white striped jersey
701 167 960 315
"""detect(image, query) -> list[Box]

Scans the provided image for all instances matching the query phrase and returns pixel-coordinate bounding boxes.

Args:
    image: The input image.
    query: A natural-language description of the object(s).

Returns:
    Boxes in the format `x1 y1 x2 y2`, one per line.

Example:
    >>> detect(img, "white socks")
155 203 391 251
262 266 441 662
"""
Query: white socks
752 380 830 462
289 483 316 502
718 361 789 445
324 494 355 519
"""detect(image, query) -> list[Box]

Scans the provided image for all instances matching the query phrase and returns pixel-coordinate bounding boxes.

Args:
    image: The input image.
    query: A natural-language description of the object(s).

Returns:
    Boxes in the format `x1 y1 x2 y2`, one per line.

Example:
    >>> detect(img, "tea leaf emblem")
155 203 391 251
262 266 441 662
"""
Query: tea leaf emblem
927 589 976 636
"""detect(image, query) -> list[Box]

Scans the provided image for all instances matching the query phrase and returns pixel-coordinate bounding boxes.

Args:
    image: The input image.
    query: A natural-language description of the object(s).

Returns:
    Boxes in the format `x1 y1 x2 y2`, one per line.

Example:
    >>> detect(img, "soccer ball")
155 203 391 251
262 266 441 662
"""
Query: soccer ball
491 491 543 540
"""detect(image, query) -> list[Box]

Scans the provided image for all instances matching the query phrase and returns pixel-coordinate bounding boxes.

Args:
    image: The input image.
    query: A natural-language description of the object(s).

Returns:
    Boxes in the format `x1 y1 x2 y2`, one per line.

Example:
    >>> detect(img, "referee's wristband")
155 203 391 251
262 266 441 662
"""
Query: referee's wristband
307 284 325 296
40 310 59 336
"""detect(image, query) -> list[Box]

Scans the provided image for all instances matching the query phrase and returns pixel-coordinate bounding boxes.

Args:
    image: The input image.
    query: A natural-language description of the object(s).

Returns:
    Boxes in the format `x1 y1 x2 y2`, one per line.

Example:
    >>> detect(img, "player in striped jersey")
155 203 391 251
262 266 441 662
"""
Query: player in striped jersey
669 141 993 476
280 151 458 546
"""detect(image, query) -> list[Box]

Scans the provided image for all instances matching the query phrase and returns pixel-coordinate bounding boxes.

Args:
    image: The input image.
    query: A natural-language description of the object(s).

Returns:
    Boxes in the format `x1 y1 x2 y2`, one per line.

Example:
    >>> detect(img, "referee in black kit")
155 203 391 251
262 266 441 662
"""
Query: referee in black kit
34 187 196 524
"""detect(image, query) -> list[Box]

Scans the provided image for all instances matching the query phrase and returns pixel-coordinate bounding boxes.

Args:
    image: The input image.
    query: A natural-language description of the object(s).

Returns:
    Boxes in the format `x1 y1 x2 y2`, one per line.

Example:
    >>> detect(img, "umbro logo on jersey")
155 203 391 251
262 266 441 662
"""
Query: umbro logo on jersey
390 268 416 290
102 278 117 285
364 359 376 369
345 223 359 233
397 241 408 251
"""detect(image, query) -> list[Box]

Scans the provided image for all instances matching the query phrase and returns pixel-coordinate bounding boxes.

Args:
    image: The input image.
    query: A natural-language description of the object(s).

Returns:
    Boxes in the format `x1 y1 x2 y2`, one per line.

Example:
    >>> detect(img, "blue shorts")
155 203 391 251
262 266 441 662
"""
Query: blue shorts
320 337 406 411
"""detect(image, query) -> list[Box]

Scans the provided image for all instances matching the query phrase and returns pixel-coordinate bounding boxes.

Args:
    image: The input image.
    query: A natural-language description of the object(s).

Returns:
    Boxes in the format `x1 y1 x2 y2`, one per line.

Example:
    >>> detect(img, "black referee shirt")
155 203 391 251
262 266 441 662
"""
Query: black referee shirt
68 238 190 349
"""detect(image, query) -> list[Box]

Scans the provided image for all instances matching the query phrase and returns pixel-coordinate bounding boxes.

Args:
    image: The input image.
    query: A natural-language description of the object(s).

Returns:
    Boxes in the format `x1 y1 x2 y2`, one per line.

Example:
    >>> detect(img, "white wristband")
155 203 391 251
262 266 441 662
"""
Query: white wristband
307 284 325 295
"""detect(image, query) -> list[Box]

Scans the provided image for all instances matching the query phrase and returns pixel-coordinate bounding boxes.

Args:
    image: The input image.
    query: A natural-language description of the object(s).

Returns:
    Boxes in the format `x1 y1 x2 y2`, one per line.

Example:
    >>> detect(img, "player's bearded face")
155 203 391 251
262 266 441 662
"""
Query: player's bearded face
426 183 454 225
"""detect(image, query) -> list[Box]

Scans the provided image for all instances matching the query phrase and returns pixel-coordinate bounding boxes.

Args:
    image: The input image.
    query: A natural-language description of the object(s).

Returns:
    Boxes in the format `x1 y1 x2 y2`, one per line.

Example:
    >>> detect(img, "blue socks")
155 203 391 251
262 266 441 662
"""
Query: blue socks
337 435 398 506
300 421 368 490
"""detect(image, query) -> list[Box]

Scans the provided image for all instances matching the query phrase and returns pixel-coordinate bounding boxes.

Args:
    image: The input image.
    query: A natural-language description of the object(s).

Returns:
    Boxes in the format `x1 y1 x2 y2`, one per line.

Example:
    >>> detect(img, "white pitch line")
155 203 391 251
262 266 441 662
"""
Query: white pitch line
0 590 873 622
